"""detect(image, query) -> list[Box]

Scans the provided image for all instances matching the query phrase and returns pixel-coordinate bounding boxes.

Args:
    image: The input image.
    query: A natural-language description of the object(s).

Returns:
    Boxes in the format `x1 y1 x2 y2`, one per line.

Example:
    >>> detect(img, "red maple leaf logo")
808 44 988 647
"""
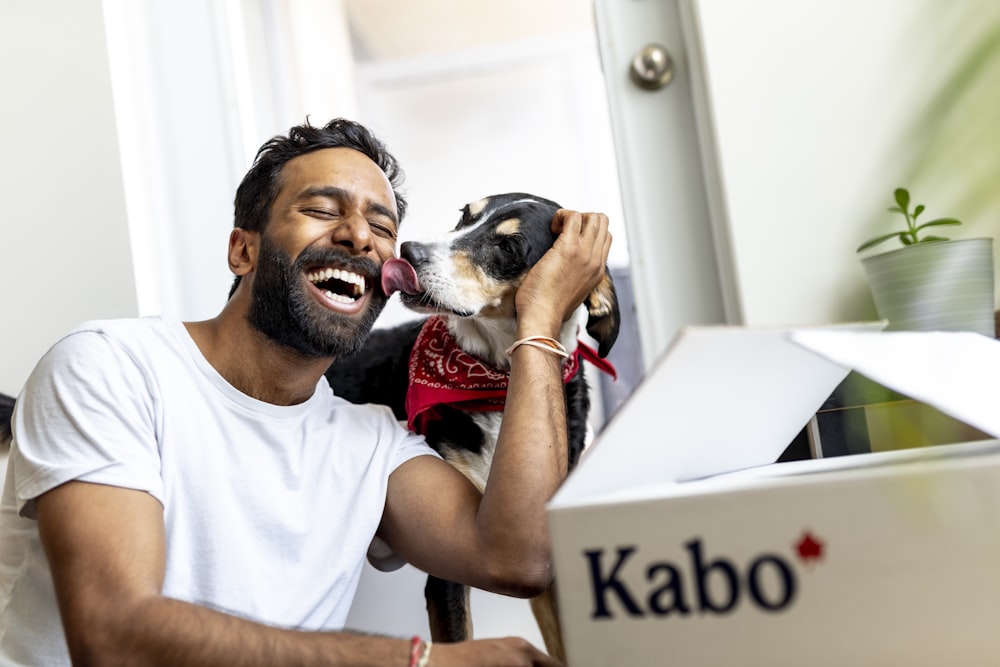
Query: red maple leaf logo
796 531 824 563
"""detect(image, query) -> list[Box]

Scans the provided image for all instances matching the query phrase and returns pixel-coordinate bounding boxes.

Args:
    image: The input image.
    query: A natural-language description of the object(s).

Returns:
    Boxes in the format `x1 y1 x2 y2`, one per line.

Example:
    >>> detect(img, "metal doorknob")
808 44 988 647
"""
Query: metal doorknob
629 43 674 90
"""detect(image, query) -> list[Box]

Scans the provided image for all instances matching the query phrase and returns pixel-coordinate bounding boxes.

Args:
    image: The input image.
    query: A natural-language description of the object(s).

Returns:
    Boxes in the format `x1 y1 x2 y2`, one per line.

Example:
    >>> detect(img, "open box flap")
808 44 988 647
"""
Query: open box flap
550 322 885 509
590 438 1000 507
790 329 1000 439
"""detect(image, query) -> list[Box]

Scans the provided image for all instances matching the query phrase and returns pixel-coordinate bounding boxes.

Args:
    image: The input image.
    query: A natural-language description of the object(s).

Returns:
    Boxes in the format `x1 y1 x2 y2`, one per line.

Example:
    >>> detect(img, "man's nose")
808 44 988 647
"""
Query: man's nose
330 212 374 253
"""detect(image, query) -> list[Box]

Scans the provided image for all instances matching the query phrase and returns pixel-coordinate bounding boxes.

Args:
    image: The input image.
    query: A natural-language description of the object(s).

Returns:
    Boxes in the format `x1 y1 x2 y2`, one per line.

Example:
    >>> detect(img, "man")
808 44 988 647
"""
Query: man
0 118 612 666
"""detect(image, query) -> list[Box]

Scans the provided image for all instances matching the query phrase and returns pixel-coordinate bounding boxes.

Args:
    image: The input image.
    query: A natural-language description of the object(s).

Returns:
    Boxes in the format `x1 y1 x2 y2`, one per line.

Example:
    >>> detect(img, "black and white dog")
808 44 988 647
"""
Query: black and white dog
325 192 620 661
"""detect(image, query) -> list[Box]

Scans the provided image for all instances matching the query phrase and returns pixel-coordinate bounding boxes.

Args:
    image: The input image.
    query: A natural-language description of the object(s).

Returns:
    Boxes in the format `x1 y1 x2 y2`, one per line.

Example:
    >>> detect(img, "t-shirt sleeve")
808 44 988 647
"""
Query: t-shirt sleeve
365 408 440 572
11 329 164 519
387 418 440 471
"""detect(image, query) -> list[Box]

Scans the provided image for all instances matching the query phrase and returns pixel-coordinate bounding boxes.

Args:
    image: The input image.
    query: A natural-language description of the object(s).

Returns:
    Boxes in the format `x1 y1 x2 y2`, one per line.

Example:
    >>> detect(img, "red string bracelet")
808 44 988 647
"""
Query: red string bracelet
409 636 424 667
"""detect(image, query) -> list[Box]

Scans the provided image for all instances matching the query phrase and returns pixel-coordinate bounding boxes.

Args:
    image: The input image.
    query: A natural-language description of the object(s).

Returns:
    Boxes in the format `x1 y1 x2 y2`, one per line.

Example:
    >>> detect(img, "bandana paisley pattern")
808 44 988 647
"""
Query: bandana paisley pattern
405 315 615 434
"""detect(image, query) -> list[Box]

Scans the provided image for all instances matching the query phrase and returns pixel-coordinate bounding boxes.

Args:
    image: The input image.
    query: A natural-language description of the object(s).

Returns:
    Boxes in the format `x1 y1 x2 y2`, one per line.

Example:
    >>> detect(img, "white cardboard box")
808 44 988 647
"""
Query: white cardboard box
548 325 1000 666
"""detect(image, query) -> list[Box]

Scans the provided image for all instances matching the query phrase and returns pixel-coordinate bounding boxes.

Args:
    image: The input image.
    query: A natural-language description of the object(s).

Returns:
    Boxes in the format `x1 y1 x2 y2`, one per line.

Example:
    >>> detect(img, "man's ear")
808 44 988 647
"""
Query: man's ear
228 228 259 277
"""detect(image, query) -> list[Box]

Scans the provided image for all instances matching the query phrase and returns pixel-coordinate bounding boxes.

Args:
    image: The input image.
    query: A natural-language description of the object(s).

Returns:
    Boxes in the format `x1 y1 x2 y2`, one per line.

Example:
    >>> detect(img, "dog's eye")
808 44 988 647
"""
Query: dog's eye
496 237 519 256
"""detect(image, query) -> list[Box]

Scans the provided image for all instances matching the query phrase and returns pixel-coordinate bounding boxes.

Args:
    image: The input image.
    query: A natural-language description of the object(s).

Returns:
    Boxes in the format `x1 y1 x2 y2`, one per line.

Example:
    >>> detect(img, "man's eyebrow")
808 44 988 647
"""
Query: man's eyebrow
299 186 398 225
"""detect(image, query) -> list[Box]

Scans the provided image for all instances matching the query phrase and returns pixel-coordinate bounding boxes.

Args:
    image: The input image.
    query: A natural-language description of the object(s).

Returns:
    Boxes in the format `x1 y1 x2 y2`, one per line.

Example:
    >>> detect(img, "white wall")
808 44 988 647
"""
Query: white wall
0 0 138 482
103 0 357 322
685 0 985 327
0 0 138 397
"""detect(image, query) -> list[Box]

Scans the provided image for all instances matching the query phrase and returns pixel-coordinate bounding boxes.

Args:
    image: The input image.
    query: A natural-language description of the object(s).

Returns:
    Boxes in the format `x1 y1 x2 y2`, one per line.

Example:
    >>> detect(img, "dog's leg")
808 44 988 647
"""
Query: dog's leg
425 575 472 643
530 582 566 663
0 393 14 453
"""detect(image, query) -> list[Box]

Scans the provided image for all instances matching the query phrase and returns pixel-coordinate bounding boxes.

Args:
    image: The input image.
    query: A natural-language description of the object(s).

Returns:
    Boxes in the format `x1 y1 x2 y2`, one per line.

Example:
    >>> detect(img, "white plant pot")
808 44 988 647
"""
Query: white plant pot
862 237 995 336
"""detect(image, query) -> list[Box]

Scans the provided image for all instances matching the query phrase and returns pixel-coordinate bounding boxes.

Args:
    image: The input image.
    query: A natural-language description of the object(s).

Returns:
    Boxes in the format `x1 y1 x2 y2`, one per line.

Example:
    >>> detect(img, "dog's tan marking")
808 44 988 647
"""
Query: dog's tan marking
443 451 488 493
586 275 616 317
496 217 521 236
453 253 509 310
452 252 481 286
584 274 621 357
478 290 518 319
468 198 490 216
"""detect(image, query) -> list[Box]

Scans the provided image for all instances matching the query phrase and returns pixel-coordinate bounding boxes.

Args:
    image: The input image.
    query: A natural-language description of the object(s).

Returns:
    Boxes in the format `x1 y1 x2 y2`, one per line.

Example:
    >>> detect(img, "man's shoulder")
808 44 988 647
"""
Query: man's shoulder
321 388 402 427
67 315 171 337
59 315 178 351
39 316 184 379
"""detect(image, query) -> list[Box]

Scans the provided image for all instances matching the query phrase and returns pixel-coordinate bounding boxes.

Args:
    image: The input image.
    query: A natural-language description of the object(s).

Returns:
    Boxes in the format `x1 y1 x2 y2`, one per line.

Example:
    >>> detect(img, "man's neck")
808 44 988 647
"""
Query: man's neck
183 310 333 406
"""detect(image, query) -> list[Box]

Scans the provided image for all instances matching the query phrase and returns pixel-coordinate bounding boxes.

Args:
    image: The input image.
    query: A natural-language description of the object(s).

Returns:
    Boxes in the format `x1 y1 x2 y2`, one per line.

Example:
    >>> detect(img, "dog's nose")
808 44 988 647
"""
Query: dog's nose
400 241 431 267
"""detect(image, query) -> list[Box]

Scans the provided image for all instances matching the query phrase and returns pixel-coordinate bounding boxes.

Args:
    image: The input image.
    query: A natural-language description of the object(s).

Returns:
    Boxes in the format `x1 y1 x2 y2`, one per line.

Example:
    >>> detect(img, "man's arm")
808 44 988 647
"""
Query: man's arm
37 481 559 666
378 210 612 595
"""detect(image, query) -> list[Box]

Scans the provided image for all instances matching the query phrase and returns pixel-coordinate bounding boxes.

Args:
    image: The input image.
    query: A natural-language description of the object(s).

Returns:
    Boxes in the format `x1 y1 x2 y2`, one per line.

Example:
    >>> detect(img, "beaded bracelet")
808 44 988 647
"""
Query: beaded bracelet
504 335 569 359
417 640 433 667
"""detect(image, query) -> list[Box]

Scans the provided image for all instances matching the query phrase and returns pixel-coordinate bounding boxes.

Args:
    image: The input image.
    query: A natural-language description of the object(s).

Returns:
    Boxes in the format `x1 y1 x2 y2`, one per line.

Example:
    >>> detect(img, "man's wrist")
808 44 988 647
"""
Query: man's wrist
505 336 569 359
514 317 562 341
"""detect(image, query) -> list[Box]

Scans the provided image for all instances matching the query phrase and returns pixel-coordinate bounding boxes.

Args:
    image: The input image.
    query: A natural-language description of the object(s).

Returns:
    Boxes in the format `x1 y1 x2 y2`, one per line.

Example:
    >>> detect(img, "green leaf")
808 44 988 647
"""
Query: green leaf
861 189 965 253
915 217 962 231
894 188 910 210
856 232 905 253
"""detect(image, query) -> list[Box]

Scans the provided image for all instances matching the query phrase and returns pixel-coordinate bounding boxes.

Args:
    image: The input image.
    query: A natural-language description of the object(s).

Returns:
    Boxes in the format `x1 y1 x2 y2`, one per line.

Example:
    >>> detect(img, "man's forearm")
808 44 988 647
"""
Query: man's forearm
475 339 568 593
74 594 411 667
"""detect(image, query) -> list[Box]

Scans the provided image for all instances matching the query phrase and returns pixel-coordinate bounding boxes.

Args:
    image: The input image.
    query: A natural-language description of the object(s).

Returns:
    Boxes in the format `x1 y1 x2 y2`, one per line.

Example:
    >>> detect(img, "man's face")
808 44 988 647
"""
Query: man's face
247 147 399 358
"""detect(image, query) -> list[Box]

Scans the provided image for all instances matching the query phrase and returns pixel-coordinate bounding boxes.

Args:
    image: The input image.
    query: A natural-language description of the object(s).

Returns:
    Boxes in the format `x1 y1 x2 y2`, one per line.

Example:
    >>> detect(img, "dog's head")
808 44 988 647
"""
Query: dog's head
381 193 620 357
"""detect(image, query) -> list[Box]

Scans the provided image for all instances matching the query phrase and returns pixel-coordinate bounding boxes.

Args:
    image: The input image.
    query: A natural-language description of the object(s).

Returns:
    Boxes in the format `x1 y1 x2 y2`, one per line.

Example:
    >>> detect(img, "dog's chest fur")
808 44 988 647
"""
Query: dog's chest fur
440 412 502 492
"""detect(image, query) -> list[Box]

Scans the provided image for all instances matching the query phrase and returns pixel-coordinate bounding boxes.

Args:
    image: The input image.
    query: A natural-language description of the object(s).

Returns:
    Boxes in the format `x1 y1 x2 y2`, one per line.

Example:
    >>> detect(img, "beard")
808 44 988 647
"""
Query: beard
247 237 388 358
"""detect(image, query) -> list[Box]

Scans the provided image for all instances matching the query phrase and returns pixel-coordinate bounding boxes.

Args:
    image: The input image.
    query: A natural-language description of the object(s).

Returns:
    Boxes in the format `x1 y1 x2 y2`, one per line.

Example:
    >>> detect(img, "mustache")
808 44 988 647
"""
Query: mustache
293 246 381 278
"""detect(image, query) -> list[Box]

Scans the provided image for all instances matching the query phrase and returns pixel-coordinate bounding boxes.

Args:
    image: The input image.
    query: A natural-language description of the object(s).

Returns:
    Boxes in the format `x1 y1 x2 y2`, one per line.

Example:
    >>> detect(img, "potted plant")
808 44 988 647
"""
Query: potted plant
857 187 995 337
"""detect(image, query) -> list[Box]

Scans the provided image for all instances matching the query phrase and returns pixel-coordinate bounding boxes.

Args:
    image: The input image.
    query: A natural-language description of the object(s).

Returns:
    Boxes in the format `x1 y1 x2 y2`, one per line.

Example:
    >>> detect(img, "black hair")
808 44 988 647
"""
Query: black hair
228 118 406 296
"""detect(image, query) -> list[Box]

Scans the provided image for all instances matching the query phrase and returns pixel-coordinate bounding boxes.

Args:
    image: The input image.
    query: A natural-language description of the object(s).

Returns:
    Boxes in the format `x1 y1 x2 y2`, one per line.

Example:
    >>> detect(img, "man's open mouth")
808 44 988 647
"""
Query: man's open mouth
305 267 367 305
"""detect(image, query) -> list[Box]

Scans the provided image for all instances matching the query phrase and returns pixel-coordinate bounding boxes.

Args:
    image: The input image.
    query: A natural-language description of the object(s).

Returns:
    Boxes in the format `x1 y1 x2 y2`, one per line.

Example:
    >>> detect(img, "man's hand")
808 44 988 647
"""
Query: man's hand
515 209 612 334
433 637 564 666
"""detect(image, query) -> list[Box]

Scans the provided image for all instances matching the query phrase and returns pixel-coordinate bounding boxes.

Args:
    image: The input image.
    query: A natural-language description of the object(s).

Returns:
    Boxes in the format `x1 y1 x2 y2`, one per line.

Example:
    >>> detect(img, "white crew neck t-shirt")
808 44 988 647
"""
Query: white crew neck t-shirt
0 316 435 666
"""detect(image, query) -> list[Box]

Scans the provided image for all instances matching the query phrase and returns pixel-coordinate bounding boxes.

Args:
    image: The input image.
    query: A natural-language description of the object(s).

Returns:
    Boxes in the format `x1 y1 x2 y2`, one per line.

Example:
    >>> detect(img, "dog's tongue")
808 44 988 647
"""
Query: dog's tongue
381 257 422 296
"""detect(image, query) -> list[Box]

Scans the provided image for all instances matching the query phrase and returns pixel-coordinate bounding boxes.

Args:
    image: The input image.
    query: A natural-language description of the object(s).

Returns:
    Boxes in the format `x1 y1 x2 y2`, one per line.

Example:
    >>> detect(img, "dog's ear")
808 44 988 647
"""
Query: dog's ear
585 268 620 358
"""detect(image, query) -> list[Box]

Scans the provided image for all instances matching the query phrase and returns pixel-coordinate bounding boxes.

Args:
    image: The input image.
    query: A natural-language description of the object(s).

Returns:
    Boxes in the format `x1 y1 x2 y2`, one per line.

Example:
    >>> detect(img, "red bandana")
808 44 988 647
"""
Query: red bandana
405 315 617 434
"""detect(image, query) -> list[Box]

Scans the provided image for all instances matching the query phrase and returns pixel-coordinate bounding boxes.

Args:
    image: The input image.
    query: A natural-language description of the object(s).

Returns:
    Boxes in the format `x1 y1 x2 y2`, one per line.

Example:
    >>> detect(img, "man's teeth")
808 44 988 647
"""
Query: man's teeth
305 267 366 295
322 291 358 305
